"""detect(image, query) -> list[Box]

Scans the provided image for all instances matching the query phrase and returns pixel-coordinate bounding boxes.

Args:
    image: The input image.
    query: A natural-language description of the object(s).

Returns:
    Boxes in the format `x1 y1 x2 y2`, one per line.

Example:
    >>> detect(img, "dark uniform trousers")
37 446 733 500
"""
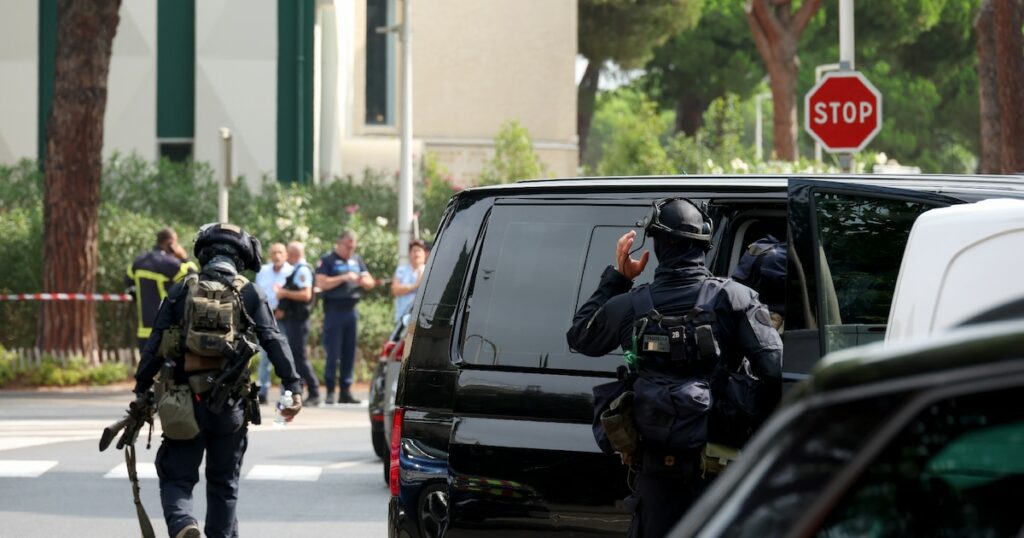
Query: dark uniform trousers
156 398 248 538
628 450 708 538
280 317 320 399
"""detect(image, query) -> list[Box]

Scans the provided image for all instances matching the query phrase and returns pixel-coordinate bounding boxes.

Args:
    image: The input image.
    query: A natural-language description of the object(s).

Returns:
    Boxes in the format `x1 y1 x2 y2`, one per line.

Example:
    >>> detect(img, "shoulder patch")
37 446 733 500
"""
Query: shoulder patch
754 306 773 326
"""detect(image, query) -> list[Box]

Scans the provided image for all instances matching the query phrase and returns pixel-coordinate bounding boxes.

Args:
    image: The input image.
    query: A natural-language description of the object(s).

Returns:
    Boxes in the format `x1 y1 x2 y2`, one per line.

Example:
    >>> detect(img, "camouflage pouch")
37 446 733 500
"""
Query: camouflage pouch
157 384 199 440
158 325 184 360
700 442 741 477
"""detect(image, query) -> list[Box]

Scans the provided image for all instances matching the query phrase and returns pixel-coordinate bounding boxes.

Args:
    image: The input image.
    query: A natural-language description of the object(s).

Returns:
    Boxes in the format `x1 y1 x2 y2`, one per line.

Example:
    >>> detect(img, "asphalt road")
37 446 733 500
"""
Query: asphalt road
0 388 388 537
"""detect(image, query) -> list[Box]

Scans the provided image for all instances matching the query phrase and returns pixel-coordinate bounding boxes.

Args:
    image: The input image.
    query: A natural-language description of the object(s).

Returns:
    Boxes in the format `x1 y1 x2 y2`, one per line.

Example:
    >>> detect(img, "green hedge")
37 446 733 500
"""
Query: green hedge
0 346 133 387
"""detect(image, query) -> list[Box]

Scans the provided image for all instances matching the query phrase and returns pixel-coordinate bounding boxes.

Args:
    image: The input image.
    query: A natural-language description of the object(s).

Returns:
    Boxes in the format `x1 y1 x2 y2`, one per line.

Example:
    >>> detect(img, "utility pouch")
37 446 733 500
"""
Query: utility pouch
158 325 184 360
157 384 199 440
187 373 217 396
700 442 741 477
600 391 638 457
694 324 720 359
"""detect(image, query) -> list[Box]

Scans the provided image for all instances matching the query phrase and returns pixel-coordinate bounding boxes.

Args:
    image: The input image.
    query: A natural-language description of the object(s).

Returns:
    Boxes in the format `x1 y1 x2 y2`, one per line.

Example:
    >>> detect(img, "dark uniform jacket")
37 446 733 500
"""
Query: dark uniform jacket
316 251 368 310
126 249 197 339
567 264 783 392
133 264 302 395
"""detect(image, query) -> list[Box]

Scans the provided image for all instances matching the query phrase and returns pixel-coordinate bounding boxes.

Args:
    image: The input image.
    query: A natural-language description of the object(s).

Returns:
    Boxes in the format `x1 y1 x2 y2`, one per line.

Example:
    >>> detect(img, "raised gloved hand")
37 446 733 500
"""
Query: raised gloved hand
280 393 302 422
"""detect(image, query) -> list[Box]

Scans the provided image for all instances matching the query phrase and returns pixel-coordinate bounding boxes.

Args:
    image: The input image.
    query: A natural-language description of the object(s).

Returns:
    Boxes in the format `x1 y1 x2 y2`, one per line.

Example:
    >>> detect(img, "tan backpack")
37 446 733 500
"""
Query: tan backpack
182 274 249 358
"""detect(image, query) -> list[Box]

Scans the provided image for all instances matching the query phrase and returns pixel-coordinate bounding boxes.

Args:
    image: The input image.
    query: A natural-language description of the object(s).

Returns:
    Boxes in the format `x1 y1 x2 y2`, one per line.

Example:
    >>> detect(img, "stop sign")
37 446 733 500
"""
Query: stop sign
804 71 883 153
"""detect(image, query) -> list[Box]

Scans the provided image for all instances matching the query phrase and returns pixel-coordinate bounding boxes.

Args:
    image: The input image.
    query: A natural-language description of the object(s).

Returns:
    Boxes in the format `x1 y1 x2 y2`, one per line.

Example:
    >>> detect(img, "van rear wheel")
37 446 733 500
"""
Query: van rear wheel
418 482 449 538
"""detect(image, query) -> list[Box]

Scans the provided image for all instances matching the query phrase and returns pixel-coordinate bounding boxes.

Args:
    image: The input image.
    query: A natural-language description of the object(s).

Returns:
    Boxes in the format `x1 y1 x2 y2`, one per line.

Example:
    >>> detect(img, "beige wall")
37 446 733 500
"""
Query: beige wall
0 1 38 164
329 0 578 183
412 0 577 144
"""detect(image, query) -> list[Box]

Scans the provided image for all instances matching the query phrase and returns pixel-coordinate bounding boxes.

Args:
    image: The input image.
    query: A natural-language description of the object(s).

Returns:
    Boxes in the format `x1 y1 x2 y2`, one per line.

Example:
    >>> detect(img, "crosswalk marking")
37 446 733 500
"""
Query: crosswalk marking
0 459 59 478
105 462 159 479
245 464 323 482
325 458 379 470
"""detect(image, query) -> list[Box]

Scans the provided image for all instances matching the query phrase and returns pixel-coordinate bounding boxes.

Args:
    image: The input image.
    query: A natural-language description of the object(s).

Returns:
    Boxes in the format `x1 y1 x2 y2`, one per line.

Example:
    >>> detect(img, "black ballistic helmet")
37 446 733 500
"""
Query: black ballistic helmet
639 197 713 247
193 223 263 272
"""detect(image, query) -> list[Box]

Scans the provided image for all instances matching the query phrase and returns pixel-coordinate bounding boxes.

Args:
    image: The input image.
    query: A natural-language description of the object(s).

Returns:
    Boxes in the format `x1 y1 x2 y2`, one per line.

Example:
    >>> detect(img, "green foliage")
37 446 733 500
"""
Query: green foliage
478 120 549 185
0 159 43 211
579 0 703 66
419 153 458 237
0 347 133 388
589 89 676 175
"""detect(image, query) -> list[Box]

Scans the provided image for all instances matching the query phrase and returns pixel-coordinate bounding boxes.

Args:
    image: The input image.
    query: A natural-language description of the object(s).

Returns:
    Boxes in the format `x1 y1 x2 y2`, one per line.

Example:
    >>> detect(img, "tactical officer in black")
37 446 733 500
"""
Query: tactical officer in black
134 223 303 538
567 198 783 538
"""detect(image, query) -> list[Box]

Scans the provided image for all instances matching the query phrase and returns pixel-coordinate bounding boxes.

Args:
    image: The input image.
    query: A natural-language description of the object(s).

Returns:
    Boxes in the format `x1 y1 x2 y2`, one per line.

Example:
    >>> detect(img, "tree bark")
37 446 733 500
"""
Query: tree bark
745 0 820 161
975 0 1001 174
675 92 705 137
577 60 602 161
38 0 121 354
994 0 1024 173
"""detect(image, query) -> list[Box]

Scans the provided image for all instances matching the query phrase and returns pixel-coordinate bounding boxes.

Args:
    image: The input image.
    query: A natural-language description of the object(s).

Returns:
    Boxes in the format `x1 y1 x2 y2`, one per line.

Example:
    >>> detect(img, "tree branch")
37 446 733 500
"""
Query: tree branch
745 2 775 67
793 0 821 37
749 0 785 45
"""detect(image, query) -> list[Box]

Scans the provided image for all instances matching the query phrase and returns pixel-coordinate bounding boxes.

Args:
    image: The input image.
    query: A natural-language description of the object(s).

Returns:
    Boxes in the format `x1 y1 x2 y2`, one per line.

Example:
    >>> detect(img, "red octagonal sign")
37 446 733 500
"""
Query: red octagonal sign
804 71 883 153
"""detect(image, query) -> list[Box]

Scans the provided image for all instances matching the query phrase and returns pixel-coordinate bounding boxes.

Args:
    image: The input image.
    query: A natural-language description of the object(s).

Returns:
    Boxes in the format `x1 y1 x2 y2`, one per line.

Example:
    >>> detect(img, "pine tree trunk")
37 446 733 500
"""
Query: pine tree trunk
577 60 602 161
675 92 705 137
994 0 1024 173
975 0 1002 174
767 55 799 161
38 0 121 353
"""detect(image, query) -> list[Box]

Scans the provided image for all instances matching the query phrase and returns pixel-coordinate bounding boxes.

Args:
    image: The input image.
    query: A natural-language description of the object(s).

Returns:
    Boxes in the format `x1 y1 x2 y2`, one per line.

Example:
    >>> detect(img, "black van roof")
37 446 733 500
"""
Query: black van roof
458 174 1024 200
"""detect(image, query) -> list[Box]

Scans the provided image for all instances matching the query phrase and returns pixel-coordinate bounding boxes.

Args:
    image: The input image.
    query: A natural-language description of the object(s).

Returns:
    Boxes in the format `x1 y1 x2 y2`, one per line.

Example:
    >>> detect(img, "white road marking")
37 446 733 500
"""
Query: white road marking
245 464 323 482
0 460 59 478
325 459 379 470
104 462 158 479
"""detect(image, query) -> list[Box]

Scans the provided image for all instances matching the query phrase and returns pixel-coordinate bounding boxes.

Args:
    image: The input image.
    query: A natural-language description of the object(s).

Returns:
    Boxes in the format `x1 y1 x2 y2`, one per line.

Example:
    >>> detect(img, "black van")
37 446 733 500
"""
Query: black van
387 175 1024 538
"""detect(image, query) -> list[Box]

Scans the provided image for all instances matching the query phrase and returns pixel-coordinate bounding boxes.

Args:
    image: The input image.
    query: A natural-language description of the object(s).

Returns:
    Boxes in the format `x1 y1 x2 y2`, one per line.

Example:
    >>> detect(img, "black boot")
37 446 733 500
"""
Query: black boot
340 387 361 404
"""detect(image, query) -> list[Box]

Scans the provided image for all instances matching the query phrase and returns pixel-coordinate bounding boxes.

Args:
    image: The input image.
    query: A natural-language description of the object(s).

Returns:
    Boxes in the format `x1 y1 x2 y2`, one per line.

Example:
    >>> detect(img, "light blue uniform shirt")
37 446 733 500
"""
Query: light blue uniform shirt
255 262 292 310
393 264 420 322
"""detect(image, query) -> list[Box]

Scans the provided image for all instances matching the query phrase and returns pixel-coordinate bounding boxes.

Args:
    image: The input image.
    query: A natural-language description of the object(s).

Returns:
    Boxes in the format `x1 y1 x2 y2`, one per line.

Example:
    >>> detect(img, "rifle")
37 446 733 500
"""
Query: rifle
99 391 155 453
99 391 157 538
207 334 260 416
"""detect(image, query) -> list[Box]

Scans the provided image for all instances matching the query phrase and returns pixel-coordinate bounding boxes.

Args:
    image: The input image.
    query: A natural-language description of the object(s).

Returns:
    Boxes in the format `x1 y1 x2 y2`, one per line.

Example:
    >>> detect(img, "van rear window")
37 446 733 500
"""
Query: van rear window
459 203 655 371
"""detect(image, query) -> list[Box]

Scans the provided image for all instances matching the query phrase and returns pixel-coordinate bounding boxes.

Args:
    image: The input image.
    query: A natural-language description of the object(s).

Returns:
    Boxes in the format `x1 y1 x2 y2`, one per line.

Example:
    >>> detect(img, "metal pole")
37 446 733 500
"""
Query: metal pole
397 0 413 267
219 127 232 223
755 92 770 162
839 0 855 171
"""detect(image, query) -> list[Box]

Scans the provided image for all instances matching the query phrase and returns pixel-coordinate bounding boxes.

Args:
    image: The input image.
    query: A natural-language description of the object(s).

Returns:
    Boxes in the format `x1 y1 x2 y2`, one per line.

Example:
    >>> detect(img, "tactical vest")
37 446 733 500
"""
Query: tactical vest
182 273 249 359
278 262 316 321
628 278 764 450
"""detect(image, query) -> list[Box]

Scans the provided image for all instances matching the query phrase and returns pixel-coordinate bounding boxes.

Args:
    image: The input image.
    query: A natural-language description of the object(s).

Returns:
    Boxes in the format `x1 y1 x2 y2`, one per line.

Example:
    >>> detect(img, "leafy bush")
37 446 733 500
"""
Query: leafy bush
478 120 549 185
419 153 459 238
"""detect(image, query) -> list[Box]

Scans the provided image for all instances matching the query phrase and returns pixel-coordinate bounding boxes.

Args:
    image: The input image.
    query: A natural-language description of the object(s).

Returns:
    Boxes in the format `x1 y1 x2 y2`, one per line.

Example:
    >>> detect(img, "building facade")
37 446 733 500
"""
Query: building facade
1 0 578 187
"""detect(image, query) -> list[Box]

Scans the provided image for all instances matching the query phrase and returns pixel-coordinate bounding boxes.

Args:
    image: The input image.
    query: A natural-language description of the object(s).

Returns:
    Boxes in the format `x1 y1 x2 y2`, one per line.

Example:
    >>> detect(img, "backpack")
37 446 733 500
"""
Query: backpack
182 273 249 358
279 262 317 321
627 278 764 450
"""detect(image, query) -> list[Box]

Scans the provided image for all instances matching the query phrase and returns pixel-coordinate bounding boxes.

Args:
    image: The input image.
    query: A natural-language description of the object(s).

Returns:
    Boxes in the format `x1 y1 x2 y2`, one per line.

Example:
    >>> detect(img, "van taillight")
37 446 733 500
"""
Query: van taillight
389 407 405 496
380 341 397 359
391 340 405 362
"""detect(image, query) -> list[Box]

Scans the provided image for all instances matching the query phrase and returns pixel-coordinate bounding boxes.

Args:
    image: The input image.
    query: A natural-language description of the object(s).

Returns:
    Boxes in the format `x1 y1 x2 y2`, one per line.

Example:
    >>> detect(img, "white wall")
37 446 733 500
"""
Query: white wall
194 0 277 189
0 1 38 163
104 0 157 161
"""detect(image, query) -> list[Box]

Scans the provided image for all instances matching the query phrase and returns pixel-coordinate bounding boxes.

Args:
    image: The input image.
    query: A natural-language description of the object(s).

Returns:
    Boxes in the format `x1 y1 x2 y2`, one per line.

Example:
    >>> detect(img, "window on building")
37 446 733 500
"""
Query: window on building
158 141 193 163
365 0 394 126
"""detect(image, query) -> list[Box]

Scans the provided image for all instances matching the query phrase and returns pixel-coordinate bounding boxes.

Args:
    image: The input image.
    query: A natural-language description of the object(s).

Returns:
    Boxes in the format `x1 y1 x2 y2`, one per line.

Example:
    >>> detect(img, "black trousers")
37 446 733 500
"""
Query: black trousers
628 457 708 538
280 317 320 399
155 398 248 538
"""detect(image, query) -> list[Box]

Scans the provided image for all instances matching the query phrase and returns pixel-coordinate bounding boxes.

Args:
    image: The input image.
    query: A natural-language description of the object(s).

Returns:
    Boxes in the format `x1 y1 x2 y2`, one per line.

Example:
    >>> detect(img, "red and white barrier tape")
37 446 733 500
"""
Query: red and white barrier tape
0 293 132 302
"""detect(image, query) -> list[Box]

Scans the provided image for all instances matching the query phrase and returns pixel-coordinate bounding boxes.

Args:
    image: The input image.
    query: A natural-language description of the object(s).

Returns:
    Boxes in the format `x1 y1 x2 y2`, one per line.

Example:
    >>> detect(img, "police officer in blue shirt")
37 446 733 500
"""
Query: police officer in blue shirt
276 241 321 405
567 198 782 538
316 230 376 404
